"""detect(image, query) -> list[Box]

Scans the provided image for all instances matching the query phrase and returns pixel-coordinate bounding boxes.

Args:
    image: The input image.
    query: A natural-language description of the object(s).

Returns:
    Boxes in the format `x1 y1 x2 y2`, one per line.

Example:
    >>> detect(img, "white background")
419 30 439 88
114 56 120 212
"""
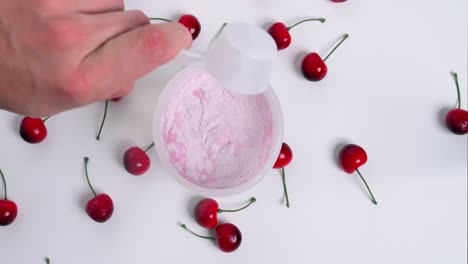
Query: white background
0 0 467 263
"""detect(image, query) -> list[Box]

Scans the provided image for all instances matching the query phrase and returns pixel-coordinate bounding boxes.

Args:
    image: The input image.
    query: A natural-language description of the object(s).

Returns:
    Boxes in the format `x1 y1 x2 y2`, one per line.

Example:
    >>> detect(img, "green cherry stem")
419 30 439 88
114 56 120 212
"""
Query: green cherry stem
452 72 462 109
209 22 228 48
144 142 155 153
356 169 377 205
287 18 326 31
149 17 172 22
217 197 257 213
0 169 8 200
84 157 97 197
96 100 109 140
323 33 349 62
180 224 215 240
280 168 290 208
45 257 50 264
42 116 52 123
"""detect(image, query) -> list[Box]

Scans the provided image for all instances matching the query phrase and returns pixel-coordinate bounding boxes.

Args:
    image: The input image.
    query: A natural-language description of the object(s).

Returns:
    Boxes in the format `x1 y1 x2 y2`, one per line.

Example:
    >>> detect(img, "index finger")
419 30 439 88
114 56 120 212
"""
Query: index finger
79 22 192 102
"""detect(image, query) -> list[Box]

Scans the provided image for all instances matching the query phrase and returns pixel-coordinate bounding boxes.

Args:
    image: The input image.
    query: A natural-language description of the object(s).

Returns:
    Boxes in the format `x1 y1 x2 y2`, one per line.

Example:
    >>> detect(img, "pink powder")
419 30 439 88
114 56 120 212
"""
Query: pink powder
161 68 273 189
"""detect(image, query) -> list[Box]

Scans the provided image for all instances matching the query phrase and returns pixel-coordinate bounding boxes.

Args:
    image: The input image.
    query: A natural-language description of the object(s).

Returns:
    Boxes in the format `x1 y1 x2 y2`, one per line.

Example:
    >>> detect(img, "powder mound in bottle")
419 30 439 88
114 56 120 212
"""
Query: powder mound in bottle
161 68 274 189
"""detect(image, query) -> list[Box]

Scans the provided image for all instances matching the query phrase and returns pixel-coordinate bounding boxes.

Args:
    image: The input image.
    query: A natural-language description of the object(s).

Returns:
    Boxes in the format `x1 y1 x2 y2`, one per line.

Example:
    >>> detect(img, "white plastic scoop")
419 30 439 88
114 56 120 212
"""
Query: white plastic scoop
172 22 277 95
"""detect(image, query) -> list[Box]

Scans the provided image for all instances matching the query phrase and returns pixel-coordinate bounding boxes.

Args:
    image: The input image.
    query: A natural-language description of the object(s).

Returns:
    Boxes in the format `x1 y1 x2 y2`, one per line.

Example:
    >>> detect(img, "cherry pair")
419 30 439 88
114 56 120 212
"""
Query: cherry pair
150 14 201 40
180 197 256 253
445 72 468 135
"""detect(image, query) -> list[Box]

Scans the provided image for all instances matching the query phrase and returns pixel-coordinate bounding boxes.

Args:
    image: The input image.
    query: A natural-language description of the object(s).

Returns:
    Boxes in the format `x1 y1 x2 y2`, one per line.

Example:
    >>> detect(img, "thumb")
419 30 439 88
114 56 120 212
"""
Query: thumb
80 22 192 102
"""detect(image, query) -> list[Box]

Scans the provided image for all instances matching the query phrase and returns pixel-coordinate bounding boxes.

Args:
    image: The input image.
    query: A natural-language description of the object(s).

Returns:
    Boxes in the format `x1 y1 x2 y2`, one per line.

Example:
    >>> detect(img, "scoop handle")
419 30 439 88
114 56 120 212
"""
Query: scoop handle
172 49 204 66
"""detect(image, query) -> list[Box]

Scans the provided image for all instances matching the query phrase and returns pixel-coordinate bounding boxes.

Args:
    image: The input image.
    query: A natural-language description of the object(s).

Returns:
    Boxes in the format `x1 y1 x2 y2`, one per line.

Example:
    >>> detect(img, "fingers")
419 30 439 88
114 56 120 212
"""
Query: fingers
77 0 124 13
80 22 192 102
82 10 150 52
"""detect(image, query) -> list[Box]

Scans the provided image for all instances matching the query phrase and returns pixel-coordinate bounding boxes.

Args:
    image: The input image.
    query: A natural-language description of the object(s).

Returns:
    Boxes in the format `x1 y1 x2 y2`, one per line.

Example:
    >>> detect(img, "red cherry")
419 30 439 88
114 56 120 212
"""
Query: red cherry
331 0 348 2
111 97 122 102
0 169 18 226
273 143 293 208
301 34 349 81
178 14 201 40
268 18 325 50
339 144 367 173
180 223 242 253
195 198 218 229
123 143 154 176
301 53 328 81
273 142 293 169
339 144 377 204
215 224 242 253
150 14 201 40
83 157 114 223
195 197 256 229
86 194 114 223
19 117 49 144
446 109 468 134
445 72 468 135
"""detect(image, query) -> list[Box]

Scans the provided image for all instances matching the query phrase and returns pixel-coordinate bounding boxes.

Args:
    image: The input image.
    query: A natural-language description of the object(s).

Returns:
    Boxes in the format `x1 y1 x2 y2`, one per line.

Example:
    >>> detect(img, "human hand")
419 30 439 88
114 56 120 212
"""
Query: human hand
0 0 192 116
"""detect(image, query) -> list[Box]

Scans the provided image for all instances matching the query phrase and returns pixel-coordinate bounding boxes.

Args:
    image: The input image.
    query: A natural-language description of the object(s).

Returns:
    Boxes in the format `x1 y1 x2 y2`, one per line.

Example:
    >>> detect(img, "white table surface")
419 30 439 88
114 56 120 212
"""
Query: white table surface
1 1 467 263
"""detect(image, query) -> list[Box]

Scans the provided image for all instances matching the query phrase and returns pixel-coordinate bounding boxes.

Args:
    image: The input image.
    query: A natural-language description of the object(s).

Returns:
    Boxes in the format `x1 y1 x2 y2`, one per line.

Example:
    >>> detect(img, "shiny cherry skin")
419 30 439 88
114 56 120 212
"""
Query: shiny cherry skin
195 198 219 229
20 117 47 144
111 97 122 102
123 147 151 176
445 109 468 135
0 200 17 226
339 144 367 173
274 143 293 169
178 14 201 40
301 53 328 81
86 194 114 223
268 23 291 50
215 223 242 253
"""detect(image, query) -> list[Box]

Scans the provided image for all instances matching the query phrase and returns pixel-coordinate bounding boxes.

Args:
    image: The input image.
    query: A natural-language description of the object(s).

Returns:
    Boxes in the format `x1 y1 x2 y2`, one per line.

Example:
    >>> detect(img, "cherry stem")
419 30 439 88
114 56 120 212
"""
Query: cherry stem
144 142 155 153
179 224 215 240
452 72 461 109
96 100 109 141
0 169 8 200
218 197 257 213
84 157 97 197
149 18 172 22
287 18 326 31
42 116 51 123
45 257 50 264
280 168 290 208
209 22 228 48
323 34 349 62
356 169 377 205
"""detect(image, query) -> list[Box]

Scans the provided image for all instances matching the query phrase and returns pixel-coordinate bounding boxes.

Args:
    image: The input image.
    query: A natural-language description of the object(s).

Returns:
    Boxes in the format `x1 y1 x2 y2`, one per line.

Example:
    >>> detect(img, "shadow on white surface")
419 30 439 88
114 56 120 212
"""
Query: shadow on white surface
186 194 205 218
112 138 136 167
437 106 452 132
294 51 309 78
